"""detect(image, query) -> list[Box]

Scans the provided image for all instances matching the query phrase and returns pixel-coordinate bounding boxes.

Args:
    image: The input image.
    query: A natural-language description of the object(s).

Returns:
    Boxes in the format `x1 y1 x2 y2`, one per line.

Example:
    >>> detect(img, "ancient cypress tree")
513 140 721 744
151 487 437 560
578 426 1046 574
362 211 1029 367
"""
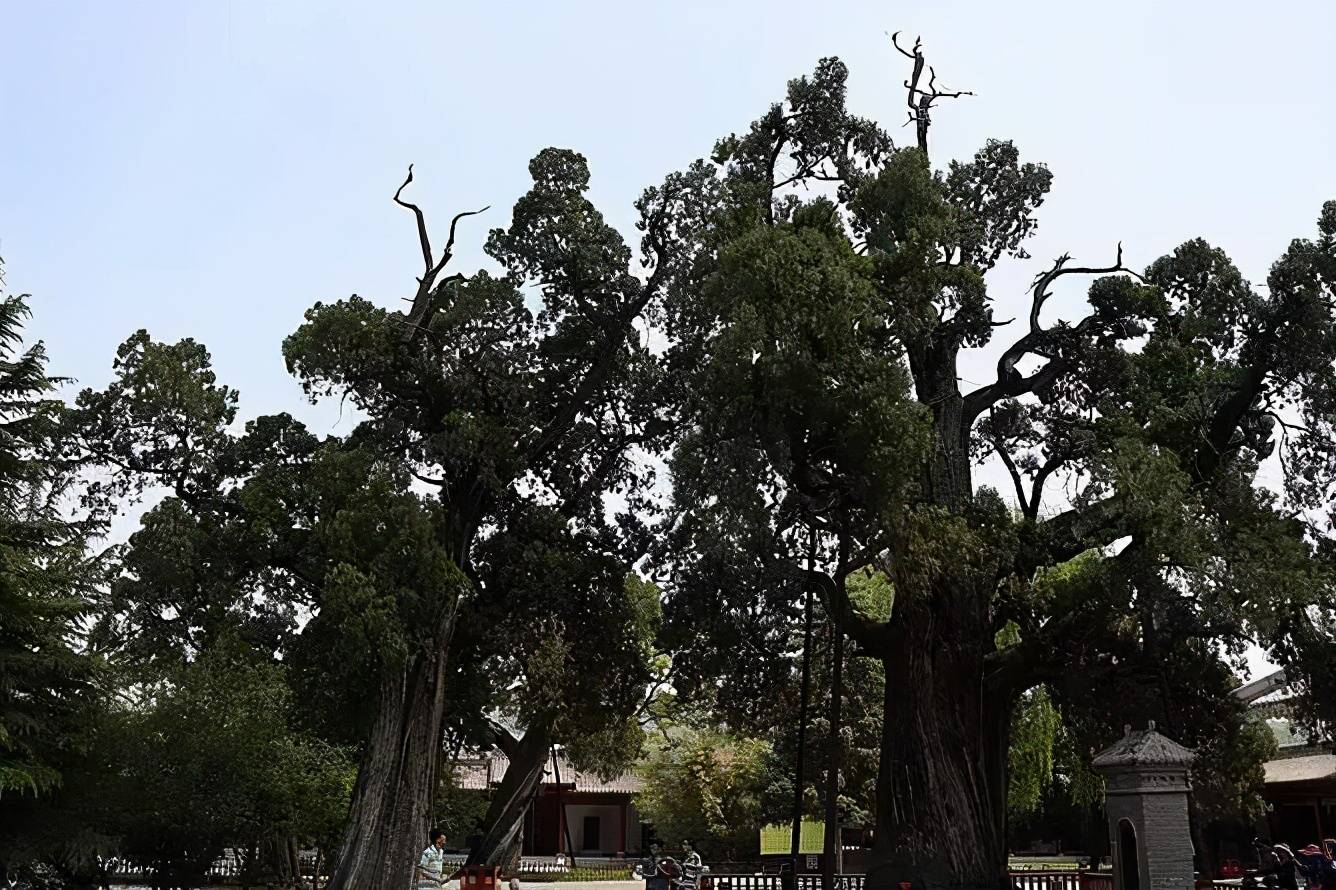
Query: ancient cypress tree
655 41 1336 890
73 150 684 888
291 155 678 889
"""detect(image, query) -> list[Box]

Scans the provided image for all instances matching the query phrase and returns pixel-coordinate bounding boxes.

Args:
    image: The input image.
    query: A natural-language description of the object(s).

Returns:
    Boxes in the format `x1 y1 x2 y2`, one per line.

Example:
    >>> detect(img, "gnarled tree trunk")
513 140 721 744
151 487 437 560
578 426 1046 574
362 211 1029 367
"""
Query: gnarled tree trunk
256 836 300 888
467 724 553 870
866 590 1013 890
328 638 453 890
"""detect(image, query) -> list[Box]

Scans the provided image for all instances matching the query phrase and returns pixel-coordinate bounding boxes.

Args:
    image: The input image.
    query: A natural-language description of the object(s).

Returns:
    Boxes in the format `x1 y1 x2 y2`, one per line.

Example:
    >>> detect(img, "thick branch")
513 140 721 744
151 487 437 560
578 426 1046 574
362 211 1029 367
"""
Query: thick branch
774 558 891 652
486 719 521 759
1030 494 1127 571
988 409 1029 512
1192 364 1266 482
522 275 664 469
963 244 1138 424
1027 455 1066 520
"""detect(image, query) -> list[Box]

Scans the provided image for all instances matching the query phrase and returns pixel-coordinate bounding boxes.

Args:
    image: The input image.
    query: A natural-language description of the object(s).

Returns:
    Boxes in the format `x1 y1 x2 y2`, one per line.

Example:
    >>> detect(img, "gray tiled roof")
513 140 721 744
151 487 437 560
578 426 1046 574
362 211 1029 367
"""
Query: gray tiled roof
1092 722 1195 769
1264 716 1313 749
1262 753 1336 785
453 751 643 794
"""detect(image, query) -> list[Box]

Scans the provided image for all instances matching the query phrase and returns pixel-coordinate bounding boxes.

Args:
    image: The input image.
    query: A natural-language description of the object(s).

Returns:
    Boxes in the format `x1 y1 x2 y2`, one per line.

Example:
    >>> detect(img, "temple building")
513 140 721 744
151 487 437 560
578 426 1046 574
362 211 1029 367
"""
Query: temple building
1237 670 1336 843
454 750 645 857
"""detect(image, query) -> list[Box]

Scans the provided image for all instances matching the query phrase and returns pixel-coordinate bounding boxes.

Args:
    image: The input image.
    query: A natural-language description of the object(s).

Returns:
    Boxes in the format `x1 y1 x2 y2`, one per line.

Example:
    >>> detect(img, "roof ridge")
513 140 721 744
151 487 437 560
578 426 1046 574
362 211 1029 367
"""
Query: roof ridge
1092 721 1195 769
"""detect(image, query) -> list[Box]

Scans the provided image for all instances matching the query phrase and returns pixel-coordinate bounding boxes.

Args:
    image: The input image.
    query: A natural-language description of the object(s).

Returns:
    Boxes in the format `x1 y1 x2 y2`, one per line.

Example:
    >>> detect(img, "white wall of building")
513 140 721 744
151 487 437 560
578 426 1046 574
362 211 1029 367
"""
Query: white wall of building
563 804 625 854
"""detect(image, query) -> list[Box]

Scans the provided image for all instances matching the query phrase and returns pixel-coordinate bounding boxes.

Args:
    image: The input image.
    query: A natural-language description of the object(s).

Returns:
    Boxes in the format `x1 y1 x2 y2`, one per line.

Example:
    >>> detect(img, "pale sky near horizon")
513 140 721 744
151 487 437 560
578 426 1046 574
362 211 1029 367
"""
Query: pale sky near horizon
4 0 1333 680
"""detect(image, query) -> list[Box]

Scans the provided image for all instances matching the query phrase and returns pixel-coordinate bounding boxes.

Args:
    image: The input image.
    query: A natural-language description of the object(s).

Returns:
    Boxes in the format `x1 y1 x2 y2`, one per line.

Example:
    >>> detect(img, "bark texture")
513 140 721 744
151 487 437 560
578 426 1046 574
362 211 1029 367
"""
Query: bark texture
327 638 454 890
867 616 1012 890
467 725 553 870
822 617 845 890
860 426 1017 890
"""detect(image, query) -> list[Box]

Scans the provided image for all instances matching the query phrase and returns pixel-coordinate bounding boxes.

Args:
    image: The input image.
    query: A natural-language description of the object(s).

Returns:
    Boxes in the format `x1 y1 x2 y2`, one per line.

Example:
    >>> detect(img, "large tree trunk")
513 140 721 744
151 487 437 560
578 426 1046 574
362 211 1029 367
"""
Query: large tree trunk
866 598 1012 890
906 345 972 510
467 724 553 870
1189 802 1214 880
255 836 301 887
328 641 453 890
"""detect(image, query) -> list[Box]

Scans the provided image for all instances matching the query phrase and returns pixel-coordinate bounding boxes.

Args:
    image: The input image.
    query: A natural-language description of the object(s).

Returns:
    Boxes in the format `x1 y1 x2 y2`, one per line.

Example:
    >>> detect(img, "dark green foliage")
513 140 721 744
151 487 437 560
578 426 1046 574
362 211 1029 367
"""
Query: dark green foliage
69 329 462 738
51 144 681 888
6 43 1336 890
0 276 102 798
719 571 891 831
1007 685 1063 820
106 644 354 875
434 776 490 844
459 512 659 770
636 728 781 861
0 642 355 886
649 51 1336 885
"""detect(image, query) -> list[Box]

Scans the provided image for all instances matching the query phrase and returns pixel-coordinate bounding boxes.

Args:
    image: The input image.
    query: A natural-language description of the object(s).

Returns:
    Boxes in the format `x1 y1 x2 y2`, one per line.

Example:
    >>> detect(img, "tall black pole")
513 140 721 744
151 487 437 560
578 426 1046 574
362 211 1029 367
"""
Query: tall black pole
552 747 577 869
787 529 818 890
822 606 844 890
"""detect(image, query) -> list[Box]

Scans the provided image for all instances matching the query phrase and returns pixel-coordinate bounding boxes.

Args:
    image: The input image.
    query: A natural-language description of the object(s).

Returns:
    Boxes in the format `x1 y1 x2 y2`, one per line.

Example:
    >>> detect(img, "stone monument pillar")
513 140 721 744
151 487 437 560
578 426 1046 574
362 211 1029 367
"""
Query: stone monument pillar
1092 721 1196 890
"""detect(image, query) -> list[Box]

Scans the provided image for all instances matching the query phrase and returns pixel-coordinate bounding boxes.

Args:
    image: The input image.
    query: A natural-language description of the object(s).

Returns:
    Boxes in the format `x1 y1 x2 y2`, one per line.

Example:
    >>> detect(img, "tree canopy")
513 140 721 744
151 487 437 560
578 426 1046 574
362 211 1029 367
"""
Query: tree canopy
0 275 102 799
650 46 1336 889
2 37 1335 890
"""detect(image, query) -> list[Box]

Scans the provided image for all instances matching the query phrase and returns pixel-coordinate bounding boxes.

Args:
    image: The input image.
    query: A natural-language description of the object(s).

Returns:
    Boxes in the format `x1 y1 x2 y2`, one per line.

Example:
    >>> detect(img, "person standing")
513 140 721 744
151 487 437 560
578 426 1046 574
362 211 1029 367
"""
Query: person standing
1296 842 1336 890
1296 846 1325 890
418 830 449 889
1259 845 1301 890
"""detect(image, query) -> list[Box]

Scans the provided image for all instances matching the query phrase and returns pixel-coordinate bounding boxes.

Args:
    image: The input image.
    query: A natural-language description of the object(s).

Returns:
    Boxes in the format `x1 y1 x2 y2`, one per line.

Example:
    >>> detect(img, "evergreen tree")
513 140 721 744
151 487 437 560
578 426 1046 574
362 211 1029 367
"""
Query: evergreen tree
0 263 100 798
653 46 1336 889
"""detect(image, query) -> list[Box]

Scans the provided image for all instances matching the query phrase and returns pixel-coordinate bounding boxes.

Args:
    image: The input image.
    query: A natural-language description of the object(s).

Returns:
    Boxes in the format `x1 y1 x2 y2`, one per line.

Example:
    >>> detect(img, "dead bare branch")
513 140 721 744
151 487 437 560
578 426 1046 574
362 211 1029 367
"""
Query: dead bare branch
443 207 491 269
391 166 489 344
890 31 920 61
963 243 1140 423
393 165 434 280
890 32 972 155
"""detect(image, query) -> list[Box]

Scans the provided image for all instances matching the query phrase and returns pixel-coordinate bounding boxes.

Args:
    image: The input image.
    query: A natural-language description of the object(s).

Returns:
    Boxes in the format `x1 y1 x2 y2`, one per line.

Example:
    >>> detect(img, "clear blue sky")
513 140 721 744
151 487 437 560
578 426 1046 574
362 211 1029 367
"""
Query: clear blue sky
4 0 1332 675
